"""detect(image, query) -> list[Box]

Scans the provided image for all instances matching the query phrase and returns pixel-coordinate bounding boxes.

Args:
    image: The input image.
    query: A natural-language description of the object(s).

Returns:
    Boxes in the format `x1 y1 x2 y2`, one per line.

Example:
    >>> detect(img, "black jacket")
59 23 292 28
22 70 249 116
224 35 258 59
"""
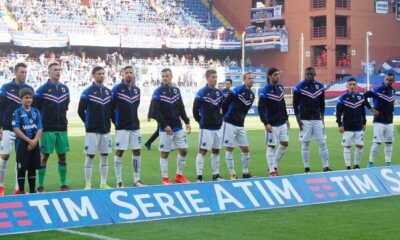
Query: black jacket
258 83 288 126
78 83 112 133
222 84 255 127
193 85 224 130
111 80 140 130
293 79 325 120
0 80 34 131
336 92 366 131
151 84 189 131
33 80 69 131
364 83 395 124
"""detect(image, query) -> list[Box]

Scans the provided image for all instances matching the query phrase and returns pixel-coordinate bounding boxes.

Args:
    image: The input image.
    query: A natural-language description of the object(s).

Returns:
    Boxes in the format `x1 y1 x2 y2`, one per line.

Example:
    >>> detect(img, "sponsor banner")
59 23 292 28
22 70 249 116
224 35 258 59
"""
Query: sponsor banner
12 32 68 48
1 166 396 235
121 37 162 49
375 1 389 14
0 190 113 235
0 31 11 43
225 67 267 83
280 29 288 52
371 166 400 195
245 31 280 50
69 34 120 47
251 5 283 22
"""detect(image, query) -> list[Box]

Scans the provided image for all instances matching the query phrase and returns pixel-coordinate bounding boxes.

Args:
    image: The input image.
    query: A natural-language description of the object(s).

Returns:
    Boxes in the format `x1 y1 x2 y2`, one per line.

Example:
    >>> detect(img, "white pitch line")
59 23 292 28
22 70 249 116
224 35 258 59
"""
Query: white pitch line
57 228 120 240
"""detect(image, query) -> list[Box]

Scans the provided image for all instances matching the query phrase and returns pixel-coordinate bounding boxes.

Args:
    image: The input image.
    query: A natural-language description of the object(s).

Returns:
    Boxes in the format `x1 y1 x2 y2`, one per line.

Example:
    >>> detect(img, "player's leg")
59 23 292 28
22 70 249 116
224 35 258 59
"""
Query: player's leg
222 122 236 179
37 131 56 192
299 120 312 173
28 144 40 193
353 131 364 169
383 124 394 166
99 133 112 189
265 127 277 176
131 130 144 186
159 131 172 184
0 130 15 195
16 140 28 194
83 133 99 189
342 131 353 169
368 123 382 167
275 124 289 175
56 132 70 190
237 126 251 178
114 130 128 188
313 120 330 171
211 129 223 181
174 130 190 183
144 125 159 150
196 129 209 182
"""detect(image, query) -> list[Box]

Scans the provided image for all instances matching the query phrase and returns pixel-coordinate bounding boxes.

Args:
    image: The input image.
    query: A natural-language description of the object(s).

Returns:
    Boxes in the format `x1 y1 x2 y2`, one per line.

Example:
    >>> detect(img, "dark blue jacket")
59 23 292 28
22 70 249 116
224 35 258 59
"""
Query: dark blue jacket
222 84 255 127
364 83 395 124
78 83 112 133
33 80 69 131
111 80 140 130
193 85 224 130
151 84 189 131
336 92 366 131
293 79 325 120
258 83 288 126
0 80 34 131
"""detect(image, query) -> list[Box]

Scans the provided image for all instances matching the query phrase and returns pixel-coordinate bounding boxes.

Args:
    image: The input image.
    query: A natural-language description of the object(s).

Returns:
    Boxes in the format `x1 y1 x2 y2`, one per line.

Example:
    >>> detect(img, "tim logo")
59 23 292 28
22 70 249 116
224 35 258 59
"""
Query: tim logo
0 201 32 229
305 177 337 199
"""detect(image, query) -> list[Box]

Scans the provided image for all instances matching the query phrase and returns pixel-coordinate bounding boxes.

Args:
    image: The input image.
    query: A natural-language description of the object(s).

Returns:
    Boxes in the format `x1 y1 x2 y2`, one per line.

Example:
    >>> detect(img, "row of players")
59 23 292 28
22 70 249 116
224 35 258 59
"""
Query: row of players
0 63 396 194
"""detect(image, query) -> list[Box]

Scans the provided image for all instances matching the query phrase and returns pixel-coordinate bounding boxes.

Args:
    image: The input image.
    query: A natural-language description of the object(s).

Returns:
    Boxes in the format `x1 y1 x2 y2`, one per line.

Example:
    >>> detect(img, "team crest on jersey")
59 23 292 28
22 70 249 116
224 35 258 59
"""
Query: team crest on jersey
11 89 15 92
173 89 177 94
105 90 109 95
250 93 254 99
357 95 361 100
48 89 52 92
134 89 138 94
29 119 33 124
216 91 220 96
61 87 65 93
279 86 283 91
315 85 319 89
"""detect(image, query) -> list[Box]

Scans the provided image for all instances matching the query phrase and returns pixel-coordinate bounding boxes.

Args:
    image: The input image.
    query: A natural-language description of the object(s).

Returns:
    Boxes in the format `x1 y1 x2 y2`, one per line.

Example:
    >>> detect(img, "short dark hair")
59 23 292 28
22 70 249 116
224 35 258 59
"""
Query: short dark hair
305 67 315 72
386 72 395 80
19 87 33 98
14 63 27 72
161 68 172 74
92 66 104 75
205 69 217 78
48 63 59 70
347 77 357 83
225 78 232 84
123 66 133 71
267 67 279 76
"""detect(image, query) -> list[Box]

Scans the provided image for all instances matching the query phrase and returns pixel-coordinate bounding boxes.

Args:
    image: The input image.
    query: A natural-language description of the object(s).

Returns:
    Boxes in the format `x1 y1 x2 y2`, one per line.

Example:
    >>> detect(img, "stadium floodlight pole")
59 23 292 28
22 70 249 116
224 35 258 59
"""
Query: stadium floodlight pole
241 31 246 74
299 33 304 82
365 31 373 91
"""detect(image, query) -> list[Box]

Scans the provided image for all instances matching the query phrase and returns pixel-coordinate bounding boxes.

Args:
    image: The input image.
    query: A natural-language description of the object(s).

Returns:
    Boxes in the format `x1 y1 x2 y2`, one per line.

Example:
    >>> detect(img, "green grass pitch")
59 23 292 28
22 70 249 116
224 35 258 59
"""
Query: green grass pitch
3 116 400 239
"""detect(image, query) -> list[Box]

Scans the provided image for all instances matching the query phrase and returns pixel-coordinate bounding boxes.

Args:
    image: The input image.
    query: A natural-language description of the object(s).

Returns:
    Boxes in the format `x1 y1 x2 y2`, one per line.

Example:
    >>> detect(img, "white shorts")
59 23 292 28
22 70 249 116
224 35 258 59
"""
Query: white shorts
265 123 289 146
159 129 188 152
342 131 364 146
84 133 112 155
222 122 249 147
115 130 141 150
299 120 327 142
198 128 222 150
373 123 394 143
0 130 16 154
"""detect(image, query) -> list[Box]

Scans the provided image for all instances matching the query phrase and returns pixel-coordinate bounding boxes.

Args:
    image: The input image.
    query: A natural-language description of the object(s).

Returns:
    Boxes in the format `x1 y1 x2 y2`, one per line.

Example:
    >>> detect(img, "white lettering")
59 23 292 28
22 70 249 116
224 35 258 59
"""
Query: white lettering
110 191 139 220
174 191 192 213
344 176 360 194
51 199 68 222
214 184 244 210
184 190 210 213
381 169 400 192
154 193 184 216
350 174 379 193
232 182 260 207
264 179 303 204
29 200 52 224
62 197 98 221
254 181 275 205
134 194 161 218
330 177 350 195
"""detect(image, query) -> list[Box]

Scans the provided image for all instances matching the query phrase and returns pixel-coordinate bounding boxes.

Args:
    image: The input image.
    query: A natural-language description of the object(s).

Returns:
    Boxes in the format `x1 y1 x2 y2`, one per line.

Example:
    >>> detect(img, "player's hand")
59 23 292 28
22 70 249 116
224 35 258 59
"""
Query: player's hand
265 124 272 133
0 129 2 141
186 124 191 134
219 108 223 115
286 120 290 130
27 145 33 151
370 108 379 117
338 126 344 133
164 126 173 135
297 120 304 131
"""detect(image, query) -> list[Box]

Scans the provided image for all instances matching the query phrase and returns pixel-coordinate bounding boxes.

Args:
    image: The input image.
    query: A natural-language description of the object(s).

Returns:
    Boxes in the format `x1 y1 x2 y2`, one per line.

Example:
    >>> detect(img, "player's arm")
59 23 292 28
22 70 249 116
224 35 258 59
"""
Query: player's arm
292 89 303 129
361 100 367 129
363 90 378 116
0 87 6 131
282 98 290 129
221 91 234 115
336 101 344 133
152 98 168 129
77 93 88 123
320 90 326 122
178 94 191 133
110 87 118 124
192 97 201 123
32 87 43 111
257 94 268 125
65 86 70 111
12 111 32 144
